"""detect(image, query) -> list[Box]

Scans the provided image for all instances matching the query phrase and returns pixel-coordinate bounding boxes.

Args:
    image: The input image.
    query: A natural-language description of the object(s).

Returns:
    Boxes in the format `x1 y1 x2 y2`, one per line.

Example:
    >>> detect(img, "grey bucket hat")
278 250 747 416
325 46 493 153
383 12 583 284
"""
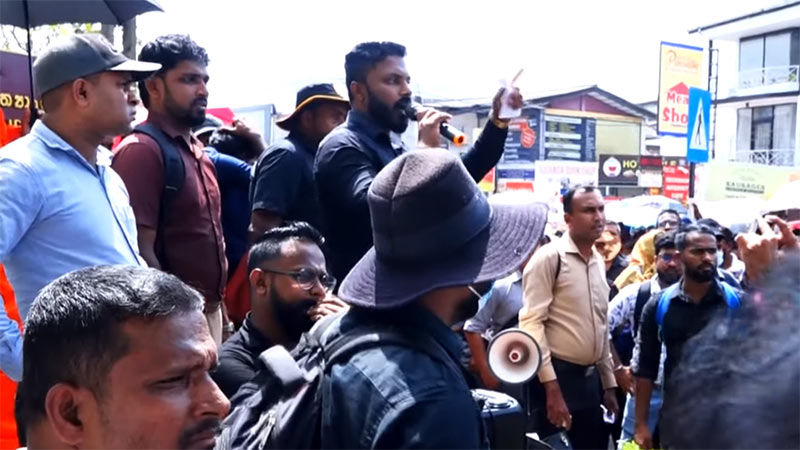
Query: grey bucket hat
34 34 161 96
339 148 548 309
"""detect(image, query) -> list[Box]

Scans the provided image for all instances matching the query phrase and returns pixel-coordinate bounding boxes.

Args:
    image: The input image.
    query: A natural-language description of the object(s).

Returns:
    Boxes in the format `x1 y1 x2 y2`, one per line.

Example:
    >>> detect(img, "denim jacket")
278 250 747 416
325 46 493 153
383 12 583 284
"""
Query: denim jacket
319 305 488 449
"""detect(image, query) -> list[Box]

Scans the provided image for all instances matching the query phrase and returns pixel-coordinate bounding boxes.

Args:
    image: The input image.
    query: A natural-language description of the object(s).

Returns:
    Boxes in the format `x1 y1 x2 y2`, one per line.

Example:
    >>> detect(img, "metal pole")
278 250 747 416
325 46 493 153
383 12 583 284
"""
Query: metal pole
689 162 696 198
23 0 37 128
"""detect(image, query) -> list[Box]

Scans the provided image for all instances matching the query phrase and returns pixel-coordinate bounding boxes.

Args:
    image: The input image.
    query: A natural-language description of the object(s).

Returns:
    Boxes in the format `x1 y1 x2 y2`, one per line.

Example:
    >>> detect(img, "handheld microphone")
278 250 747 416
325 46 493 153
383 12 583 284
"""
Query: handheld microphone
404 103 467 146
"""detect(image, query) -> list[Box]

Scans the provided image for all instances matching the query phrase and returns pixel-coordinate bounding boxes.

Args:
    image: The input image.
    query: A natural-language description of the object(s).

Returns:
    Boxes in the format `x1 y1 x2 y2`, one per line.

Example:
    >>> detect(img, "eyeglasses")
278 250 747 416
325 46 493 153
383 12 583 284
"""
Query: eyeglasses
659 253 678 262
658 219 679 228
263 268 337 292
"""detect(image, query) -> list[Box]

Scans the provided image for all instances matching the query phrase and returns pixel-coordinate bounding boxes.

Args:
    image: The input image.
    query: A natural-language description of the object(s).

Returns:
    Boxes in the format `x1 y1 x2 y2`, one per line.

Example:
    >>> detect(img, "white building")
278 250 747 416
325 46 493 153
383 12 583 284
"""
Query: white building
691 1 800 167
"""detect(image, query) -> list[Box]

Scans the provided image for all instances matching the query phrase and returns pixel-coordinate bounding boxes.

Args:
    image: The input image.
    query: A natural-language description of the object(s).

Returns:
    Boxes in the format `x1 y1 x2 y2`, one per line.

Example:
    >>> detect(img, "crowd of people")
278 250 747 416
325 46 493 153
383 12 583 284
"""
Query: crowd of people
0 31 798 450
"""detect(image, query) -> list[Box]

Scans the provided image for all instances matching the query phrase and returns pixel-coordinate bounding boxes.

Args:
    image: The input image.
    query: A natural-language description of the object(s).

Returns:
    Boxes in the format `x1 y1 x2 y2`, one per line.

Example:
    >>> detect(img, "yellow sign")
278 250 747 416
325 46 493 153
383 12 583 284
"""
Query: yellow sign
657 42 704 136
703 162 800 201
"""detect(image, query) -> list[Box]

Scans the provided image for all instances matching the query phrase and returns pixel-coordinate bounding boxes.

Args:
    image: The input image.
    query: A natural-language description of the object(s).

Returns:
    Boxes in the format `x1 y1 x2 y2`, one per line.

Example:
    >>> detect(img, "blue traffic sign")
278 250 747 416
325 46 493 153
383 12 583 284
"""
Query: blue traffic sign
686 87 711 163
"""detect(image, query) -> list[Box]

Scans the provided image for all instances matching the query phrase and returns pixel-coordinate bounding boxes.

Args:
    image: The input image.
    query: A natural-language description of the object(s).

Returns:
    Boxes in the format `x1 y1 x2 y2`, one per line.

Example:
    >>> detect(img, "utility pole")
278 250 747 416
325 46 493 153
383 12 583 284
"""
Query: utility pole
122 18 136 59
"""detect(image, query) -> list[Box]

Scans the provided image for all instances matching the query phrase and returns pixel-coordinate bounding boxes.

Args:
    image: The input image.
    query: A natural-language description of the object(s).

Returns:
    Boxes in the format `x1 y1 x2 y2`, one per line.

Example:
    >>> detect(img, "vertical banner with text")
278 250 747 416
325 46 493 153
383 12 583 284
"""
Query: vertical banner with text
657 42 704 137
0 51 40 127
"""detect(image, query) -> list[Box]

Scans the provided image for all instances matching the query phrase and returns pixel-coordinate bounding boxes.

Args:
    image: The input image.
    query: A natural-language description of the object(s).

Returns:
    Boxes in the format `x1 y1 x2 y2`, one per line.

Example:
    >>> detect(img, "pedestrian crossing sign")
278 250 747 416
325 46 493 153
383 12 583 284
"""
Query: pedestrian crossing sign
687 87 711 163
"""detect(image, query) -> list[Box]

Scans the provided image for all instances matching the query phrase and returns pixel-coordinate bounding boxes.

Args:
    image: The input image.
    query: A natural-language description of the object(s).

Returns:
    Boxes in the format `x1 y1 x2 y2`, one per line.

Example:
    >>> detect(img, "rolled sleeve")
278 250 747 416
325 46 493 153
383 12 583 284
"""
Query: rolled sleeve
0 300 22 381
0 159 44 262
632 296 661 380
464 288 498 334
251 147 302 215
519 246 559 383
111 140 163 230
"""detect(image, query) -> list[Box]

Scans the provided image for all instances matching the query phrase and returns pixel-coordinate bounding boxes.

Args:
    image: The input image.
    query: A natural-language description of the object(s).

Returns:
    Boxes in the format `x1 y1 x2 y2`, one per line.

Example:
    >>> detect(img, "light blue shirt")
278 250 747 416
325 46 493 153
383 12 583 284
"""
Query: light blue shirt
0 121 144 380
464 271 523 340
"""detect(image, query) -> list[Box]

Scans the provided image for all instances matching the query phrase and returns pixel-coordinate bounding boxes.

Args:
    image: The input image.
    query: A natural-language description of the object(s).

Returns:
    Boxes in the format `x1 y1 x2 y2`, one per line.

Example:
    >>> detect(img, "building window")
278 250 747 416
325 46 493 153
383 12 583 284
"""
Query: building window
736 104 796 165
739 29 799 88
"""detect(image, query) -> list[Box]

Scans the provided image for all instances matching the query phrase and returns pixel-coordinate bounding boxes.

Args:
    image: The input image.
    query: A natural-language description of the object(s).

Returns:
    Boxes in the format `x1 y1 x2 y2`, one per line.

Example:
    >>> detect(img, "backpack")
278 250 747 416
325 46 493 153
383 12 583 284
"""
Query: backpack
654 281 741 340
216 314 466 450
132 123 185 270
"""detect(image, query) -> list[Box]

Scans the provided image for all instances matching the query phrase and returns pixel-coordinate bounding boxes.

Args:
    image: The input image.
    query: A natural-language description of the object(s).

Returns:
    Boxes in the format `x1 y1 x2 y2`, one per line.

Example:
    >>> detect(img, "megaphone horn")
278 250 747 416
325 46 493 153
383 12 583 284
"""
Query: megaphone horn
487 328 542 384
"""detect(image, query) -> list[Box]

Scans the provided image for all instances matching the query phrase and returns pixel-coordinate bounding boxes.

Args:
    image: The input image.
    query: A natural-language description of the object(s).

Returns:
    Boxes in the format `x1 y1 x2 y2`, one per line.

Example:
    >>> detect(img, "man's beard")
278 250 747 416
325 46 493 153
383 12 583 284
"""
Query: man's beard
657 268 681 286
164 88 206 128
271 289 316 343
685 262 716 283
366 87 410 133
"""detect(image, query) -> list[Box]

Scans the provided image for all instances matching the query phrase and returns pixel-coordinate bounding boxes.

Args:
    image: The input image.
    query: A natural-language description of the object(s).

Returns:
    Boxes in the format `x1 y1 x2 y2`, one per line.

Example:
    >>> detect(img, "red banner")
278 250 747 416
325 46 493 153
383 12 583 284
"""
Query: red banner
662 159 690 201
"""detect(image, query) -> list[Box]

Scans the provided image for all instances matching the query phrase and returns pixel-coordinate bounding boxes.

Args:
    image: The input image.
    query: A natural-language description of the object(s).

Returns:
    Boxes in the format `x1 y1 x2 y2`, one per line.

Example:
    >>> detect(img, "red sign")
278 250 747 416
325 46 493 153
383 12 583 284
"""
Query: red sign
662 163 690 201
503 180 534 192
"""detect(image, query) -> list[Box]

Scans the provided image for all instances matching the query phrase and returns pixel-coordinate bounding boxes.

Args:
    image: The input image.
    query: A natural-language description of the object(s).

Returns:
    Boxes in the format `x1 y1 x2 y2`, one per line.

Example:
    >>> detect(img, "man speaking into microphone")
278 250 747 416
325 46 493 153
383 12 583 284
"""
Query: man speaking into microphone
315 41 522 282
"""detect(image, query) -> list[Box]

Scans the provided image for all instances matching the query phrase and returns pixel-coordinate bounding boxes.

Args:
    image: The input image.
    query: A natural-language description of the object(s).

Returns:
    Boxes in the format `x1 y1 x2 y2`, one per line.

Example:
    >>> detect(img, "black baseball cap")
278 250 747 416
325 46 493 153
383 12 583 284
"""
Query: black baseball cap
34 34 161 96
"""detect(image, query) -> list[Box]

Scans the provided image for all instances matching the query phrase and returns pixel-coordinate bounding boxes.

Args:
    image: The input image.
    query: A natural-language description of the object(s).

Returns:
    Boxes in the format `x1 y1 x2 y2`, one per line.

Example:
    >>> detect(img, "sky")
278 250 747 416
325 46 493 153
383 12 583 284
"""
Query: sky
136 0 780 114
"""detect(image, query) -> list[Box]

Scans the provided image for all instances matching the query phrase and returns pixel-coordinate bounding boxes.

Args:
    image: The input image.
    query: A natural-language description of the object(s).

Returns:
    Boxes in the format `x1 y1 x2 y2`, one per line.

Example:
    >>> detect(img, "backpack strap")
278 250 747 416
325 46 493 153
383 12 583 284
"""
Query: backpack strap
132 123 185 270
720 281 741 309
633 280 653 337
655 284 680 341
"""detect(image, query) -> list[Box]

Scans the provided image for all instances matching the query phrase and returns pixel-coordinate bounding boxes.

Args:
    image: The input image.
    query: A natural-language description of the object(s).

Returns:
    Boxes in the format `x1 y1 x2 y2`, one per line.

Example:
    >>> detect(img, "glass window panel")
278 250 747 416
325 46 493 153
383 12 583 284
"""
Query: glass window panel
773 104 796 150
765 32 791 67
737 108 752 150
739 37 764 71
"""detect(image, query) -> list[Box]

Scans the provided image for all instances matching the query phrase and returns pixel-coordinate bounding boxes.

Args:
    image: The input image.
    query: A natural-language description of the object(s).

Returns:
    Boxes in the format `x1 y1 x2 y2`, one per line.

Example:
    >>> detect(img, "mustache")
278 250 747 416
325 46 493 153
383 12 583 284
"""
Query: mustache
394 97 411 110
177 418 222 449
193 98 208 108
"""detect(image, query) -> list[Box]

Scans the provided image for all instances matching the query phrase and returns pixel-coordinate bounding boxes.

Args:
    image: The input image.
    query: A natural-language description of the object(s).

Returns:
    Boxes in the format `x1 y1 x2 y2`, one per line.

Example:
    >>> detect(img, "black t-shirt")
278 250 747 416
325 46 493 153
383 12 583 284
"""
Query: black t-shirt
250 134 323 230
633 279 734 384
212 314 273 398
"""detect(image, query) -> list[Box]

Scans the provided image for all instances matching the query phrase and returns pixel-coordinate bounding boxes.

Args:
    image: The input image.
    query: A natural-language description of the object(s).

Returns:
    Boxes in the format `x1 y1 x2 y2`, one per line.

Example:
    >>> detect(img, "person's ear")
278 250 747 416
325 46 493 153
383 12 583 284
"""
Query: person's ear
349 81 366 109
144 76 164 106
71 79 92 108
44 383 89 447
249 268 270 296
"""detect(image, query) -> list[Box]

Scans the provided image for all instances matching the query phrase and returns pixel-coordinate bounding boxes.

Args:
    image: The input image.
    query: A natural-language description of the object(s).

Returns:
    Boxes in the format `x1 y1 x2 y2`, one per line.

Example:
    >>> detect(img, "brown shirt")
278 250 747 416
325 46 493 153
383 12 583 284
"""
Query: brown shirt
112 118 227 305
519 233 616 389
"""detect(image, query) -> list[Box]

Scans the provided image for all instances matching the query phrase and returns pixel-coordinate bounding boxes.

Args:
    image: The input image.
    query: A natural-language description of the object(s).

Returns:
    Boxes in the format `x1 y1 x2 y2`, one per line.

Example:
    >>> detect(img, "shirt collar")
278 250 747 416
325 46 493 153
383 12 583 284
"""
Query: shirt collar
240 313 272 351
31 121 110 168
673 278 723 303
347 109 391 141
287 132 314 157
145 114 203 155
563 232 603 262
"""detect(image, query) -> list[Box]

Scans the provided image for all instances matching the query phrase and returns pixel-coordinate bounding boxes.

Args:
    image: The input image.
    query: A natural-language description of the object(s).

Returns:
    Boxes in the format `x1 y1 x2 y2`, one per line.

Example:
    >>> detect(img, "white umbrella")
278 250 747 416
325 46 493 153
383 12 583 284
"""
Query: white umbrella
767 180 800 213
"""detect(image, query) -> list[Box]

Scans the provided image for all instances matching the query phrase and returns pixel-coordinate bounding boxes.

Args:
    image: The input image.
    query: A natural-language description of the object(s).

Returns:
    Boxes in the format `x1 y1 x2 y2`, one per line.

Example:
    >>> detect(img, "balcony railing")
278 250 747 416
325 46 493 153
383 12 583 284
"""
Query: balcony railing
737 65 799 92
731 148 796 167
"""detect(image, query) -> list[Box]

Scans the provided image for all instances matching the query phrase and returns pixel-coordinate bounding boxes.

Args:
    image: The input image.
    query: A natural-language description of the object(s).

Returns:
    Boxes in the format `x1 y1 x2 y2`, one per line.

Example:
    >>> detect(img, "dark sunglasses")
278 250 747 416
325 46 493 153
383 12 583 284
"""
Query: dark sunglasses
263 267 337 291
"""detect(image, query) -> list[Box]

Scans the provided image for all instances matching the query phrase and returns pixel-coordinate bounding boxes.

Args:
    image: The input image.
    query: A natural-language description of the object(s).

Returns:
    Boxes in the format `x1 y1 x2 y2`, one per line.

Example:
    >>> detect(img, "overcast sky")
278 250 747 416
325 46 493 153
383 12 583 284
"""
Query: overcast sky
137 0 778 113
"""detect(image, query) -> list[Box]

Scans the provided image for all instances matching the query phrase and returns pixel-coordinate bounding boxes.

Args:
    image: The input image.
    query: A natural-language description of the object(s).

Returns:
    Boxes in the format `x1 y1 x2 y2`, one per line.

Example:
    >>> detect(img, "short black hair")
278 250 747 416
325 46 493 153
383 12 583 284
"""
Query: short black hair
344 41 406 100
654 230 677 255
248 221 325 273
18 266 204 426
659 253 800 448
562 184 597 214
675 224 717 251
656 209 681 225
209 131 260 162
138 34 209 108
